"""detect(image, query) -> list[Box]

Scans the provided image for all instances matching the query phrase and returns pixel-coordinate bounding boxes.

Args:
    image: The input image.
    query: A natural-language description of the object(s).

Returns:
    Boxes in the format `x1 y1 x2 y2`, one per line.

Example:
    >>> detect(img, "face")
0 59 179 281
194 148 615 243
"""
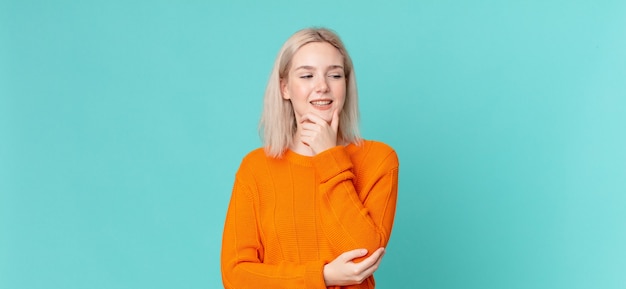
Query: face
281 42 346 124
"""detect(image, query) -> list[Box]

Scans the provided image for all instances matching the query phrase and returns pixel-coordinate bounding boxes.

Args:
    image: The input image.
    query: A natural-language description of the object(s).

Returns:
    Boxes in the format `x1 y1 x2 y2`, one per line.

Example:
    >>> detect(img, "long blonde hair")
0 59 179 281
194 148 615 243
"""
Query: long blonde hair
260 27 361 158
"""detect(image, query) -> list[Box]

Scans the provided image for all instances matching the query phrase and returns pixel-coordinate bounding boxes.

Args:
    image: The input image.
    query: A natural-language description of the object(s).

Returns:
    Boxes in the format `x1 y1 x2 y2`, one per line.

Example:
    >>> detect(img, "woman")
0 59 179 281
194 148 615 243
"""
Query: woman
221 27 399 288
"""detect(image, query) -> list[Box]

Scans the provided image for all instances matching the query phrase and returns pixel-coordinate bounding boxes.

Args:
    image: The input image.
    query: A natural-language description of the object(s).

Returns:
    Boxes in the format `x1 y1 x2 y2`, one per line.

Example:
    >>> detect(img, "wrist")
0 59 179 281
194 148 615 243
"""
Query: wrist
322 264 335 286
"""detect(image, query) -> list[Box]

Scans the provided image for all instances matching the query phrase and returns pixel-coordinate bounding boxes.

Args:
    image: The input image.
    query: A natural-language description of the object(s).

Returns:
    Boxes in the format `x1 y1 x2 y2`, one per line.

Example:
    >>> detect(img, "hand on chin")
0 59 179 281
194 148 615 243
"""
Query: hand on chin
297 109 339 155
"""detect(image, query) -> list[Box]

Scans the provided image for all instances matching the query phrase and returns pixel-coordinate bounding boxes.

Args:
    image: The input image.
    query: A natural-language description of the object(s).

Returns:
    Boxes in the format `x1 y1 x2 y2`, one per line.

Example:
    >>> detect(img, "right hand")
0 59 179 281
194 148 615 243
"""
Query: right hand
323 247 386 286
298 109 340 155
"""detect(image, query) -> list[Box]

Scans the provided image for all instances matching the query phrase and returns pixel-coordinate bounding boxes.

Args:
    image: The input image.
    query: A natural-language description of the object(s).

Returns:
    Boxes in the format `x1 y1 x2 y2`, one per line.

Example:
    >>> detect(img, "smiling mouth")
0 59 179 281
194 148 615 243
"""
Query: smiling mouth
310 99 333 106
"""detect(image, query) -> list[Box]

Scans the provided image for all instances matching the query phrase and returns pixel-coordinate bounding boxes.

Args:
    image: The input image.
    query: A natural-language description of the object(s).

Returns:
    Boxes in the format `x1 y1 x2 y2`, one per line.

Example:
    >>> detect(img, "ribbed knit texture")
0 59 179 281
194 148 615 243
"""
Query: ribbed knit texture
221 140 399 289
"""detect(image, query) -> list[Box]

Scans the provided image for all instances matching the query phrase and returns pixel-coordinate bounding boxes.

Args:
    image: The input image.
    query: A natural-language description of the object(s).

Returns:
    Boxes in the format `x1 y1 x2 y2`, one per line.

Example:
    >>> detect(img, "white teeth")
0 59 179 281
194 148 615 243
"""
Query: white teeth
311 100 332 105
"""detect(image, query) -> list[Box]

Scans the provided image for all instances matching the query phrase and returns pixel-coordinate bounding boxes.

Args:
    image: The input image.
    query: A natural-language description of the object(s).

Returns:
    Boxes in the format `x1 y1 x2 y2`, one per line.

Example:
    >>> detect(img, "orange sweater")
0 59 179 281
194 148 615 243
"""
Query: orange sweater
221 140 399 289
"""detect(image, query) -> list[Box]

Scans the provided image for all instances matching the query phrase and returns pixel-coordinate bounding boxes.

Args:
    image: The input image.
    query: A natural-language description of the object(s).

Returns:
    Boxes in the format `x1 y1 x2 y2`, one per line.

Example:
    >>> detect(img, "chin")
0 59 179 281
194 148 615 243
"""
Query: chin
320 113 333 123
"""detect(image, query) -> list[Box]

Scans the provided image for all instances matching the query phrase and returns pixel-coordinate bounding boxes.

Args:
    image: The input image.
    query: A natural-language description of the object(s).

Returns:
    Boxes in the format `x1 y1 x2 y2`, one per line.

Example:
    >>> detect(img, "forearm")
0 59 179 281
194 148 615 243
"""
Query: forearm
313 146 399 255
222 259 326 289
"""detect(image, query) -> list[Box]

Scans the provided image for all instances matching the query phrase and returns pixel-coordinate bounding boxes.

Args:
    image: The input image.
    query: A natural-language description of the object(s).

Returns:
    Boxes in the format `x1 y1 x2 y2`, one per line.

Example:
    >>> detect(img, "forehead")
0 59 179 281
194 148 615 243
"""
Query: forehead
291 42 344 68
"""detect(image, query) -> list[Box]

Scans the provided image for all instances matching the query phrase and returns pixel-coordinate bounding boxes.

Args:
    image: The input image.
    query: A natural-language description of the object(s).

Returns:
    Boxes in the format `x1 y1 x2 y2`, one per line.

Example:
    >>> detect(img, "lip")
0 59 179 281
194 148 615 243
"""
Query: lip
309 99 333 110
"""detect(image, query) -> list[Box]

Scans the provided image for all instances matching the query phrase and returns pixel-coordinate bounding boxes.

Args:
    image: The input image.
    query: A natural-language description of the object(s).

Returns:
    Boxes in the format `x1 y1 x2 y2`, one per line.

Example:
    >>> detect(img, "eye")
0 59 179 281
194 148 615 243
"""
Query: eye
299 74 313 79
329 74 343 79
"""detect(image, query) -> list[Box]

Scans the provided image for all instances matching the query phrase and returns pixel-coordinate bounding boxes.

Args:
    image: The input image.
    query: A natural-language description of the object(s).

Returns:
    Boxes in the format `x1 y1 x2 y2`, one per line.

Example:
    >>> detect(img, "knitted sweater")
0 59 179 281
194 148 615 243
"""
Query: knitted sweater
221 140 399 289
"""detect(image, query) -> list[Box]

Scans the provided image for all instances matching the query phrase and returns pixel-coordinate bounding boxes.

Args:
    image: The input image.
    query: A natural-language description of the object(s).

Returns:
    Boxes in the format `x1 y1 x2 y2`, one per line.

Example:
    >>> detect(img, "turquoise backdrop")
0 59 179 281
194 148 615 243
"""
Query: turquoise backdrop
1 1 625 288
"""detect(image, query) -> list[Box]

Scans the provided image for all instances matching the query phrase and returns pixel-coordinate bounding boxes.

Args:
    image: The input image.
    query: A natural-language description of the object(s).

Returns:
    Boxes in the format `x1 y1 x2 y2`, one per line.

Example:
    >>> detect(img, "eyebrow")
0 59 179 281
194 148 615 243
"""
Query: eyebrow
294 65 344 71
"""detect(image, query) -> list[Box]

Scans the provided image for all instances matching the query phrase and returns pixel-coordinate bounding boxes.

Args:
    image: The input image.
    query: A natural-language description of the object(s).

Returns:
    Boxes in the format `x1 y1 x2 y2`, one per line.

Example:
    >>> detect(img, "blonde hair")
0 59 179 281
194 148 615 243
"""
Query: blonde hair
260 27 361 158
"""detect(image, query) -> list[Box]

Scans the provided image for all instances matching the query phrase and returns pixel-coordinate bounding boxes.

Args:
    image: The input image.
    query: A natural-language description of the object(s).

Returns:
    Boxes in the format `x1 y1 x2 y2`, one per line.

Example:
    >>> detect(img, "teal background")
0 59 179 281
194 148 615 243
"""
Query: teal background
1 1 625 288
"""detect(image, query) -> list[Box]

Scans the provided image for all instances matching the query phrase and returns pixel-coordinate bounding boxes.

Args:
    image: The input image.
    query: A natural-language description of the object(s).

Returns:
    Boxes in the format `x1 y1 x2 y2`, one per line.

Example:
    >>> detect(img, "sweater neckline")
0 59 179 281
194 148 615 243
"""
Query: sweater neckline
283 142 361 167
284 149 314 167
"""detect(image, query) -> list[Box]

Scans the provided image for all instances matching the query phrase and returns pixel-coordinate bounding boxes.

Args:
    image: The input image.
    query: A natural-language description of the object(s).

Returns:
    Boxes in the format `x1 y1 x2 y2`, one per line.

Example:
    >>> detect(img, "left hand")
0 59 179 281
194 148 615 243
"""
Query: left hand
323 247 386 286
299 109 339 155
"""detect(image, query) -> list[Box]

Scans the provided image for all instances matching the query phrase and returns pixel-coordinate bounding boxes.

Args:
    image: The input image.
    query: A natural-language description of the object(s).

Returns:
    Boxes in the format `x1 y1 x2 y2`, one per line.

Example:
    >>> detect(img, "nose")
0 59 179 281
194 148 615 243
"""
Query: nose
315 77 329 93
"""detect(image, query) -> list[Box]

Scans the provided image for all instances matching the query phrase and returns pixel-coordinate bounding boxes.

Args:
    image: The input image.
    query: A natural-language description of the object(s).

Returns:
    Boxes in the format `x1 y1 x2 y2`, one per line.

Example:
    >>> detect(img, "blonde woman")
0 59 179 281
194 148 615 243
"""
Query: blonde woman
221 27 399 288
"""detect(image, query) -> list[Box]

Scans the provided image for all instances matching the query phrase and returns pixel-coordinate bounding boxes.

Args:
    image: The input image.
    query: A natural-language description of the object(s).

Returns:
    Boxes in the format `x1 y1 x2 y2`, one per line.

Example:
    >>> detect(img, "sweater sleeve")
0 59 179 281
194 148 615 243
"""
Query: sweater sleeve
312 144 399 258
221 176 327 289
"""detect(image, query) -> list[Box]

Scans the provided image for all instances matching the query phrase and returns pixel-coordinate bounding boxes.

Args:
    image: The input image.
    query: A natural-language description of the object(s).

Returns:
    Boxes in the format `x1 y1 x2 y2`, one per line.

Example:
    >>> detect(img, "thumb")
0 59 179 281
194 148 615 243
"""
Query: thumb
330 109 340 132
340 248 368 261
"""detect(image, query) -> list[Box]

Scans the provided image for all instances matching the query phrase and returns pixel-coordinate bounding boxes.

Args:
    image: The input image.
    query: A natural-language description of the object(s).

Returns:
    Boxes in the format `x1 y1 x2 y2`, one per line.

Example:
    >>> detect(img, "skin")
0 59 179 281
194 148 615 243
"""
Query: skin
280 41 386 286
281 41 346 156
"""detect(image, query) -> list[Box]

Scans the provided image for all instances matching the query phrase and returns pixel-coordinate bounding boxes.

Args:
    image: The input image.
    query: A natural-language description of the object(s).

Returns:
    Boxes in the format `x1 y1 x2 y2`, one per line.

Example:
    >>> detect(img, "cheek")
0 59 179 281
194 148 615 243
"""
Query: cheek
334 84 347 104
291 82 312 99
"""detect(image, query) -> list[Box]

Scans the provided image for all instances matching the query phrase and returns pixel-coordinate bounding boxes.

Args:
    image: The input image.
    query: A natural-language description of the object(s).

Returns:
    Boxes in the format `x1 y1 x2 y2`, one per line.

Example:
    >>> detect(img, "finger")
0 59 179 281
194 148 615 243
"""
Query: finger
299 114 315 124
374 247 385 257
300 122 321 132
356 248 386 277
340 248 368 262
301 113 328 126
359 258 382 280
370 247 385 266
330 109 339 132
299 113 313 124
300 132 312 140
300 127 316 137
353 247 384 270
364 247 385 262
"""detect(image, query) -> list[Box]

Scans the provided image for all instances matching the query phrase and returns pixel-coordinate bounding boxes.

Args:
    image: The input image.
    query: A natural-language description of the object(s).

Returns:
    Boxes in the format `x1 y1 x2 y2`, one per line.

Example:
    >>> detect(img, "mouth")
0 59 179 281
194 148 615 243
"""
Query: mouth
310 99 333 108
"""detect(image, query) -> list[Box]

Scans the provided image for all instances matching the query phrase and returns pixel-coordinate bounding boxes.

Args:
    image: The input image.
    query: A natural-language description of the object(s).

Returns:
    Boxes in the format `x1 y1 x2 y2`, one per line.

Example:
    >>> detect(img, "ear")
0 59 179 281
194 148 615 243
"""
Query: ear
280 78 290 100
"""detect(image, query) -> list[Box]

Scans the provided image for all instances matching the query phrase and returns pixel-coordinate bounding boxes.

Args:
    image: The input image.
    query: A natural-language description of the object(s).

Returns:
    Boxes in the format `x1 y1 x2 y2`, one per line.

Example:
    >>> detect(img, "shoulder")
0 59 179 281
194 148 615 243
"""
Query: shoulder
234 148 267 177
357 140 397 160
350 140 399 167
240 147 268 164
362 140 396 154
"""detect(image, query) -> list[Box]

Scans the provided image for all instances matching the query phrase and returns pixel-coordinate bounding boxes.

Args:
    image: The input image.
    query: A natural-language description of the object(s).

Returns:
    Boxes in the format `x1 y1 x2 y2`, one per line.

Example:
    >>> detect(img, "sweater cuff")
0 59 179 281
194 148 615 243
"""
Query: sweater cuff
305 261 327 289
312 146 353 183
